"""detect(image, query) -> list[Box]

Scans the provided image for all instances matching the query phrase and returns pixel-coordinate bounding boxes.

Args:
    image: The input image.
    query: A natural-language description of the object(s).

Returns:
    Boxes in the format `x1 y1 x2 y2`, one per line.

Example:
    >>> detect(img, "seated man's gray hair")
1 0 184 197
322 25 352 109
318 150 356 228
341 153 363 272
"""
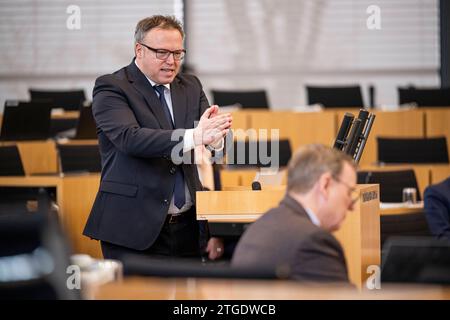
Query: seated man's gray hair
287 144 356 194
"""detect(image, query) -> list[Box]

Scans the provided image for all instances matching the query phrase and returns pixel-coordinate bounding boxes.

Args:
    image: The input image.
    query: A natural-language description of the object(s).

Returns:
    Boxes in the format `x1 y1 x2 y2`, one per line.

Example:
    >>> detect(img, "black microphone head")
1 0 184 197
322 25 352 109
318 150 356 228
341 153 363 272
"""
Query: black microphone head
252 181 262 190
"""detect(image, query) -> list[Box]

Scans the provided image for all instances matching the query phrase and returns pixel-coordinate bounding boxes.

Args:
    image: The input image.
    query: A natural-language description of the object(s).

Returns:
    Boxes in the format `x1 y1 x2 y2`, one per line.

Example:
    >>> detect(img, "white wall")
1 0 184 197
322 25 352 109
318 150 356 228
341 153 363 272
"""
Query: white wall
187 0 440 108
0 0 182 112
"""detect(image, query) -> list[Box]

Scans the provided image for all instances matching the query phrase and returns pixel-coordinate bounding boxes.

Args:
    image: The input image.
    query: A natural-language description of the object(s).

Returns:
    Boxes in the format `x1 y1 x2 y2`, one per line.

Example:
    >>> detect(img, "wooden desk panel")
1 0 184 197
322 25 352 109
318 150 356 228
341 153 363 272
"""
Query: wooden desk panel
425 108 450 156
429 164 450 185
60 174 101 258
220 169 258 188
93 277 450 300
229 111 251 141
247 110 335 151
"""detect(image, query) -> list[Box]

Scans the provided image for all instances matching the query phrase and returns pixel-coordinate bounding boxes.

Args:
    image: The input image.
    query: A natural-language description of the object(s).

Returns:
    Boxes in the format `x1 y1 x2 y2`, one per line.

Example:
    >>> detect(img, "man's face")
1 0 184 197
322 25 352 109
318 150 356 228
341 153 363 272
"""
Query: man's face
321 162 357 232
135 27 183 84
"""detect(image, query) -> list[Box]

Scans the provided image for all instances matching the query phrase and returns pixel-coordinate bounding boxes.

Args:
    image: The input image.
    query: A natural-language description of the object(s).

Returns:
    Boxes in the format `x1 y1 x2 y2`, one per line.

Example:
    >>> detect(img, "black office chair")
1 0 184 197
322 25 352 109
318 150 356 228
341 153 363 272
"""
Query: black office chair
74 105 97 140
57 144 102 174
29 89 86 111
381 237 450 284
122 254 278 279
211 90 269 109
380 214 431 250
377 137 449 164
398 87 450 107
0 103 52 141
0 145 25 176
227 139 292 168
306 85 364 108
357 169 421 203
0 189 78 299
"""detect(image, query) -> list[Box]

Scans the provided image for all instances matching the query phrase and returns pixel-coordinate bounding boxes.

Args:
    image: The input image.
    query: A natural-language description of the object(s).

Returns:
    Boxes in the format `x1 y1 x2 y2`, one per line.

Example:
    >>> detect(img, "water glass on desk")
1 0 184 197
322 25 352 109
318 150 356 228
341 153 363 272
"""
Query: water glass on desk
402 188 417 204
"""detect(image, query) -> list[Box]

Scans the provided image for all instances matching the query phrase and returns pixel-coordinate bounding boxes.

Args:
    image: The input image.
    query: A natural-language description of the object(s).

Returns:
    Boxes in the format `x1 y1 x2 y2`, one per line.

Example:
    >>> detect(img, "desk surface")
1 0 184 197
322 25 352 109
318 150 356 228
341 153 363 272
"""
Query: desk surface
92 276 450 300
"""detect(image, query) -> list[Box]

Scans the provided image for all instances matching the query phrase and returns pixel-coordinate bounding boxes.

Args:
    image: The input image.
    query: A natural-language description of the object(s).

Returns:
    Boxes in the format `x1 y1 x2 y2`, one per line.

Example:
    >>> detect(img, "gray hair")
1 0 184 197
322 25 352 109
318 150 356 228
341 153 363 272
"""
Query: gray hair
134 15 184 43
287 144 356 194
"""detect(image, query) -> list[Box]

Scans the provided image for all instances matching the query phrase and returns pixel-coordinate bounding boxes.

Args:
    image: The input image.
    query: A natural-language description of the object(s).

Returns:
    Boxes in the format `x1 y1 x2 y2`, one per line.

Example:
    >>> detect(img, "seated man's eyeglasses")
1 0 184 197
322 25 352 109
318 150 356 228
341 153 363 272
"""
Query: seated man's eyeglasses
332 175 359 205
139 43 186 61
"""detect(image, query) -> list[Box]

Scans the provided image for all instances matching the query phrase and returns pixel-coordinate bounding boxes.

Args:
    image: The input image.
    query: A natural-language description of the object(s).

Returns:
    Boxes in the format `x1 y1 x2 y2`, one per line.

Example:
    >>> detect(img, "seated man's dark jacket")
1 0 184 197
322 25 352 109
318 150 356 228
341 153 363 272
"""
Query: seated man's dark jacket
231 195 349 282
83 59 210 250
424 177 450 240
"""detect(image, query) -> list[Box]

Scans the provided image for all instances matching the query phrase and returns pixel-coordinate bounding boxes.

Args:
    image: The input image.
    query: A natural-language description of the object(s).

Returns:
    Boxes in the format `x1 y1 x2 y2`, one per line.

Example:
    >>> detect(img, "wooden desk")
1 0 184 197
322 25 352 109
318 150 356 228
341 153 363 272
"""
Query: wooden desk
247 110 335 150
197 185 380 288
93 276 450 300
380 203 424 216
0 174 102 258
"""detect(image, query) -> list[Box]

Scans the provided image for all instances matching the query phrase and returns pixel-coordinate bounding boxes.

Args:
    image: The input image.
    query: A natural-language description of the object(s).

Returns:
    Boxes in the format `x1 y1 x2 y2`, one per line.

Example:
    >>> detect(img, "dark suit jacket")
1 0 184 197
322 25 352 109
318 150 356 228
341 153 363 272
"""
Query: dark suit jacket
83 59 209 250
424 177 450 240
231 195 349 282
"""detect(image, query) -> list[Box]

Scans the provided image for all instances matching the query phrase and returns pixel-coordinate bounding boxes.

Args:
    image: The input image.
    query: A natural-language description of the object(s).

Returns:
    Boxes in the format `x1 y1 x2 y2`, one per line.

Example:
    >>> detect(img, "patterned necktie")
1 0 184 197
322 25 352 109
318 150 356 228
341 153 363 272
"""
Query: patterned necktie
154 85 186 209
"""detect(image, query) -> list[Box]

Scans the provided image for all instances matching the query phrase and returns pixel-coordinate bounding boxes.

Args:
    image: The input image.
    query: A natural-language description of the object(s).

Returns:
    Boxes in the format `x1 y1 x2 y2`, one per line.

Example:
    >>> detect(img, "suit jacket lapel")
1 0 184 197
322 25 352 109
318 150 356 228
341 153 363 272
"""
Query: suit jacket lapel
170 78 188 129
126 60 173 130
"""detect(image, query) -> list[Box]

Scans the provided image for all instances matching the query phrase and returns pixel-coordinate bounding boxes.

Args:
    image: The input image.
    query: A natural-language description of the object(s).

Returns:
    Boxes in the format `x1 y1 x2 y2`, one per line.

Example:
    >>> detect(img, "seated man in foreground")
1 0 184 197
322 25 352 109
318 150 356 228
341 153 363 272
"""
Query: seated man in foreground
231 144 357 282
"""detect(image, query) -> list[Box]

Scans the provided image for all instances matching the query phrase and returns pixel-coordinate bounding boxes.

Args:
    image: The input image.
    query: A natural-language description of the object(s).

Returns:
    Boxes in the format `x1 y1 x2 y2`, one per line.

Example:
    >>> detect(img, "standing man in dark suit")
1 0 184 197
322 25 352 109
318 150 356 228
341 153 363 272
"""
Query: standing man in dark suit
424 177 450 241
232 144 357 282
83 15 232 261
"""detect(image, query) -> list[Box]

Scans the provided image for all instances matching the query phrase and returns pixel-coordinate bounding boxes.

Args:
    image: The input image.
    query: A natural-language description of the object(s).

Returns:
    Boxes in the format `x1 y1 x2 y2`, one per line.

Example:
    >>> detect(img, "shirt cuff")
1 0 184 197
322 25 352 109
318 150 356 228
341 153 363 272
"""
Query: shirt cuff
183 129 196 153
207 138 224 152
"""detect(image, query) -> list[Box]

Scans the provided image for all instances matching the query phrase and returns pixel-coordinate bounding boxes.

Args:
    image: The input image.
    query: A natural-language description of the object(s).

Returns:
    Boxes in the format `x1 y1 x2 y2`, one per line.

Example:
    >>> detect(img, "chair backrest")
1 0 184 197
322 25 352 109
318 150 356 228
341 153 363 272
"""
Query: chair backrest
306 85 364 108
0 145 25 176
377 137 449 164
29 89 86 111
211 90 269 109
57 144 101 174
0 186 56 217
122 254 278 279
227 139 292 168
0 211 79 299
398 87 450 107
74 105 97 139
381 237 450 284
357 169 421 202
0 103 52 141
380 213 431 249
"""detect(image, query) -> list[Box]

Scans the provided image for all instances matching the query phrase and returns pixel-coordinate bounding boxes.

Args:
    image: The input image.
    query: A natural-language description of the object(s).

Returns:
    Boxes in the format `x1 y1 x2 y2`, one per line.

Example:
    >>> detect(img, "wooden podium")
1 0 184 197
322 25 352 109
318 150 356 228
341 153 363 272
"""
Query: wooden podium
197 184 380 288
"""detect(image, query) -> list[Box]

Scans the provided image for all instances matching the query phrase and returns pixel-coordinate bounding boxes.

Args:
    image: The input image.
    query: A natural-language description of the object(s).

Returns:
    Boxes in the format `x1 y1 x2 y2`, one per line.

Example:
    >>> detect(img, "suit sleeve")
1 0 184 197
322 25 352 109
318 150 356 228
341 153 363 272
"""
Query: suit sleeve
92 76 184 158
292 230 349 283
424 187 450 240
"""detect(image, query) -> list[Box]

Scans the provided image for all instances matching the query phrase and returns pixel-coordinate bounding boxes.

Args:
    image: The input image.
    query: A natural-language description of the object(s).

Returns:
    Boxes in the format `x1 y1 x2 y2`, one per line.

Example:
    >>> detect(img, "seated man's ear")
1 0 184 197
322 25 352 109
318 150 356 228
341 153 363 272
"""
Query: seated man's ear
318 172 333 197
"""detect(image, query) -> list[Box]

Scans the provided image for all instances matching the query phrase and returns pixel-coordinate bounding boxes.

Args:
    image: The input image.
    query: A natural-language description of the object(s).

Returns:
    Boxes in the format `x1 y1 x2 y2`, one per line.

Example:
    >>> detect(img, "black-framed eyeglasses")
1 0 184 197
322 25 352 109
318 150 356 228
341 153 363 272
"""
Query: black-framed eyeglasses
139 43 186 61
332 176 359 205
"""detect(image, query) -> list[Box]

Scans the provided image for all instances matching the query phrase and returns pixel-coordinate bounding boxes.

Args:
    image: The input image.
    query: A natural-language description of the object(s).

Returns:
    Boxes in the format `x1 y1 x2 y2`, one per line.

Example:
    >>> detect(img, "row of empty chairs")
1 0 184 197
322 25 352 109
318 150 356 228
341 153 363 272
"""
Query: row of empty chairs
212 86 450 109
0 102 97 141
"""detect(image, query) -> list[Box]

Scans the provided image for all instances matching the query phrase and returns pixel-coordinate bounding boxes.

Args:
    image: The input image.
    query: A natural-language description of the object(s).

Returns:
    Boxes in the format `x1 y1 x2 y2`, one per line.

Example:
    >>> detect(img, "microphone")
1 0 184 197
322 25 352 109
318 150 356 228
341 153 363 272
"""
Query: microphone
252 181 262 191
